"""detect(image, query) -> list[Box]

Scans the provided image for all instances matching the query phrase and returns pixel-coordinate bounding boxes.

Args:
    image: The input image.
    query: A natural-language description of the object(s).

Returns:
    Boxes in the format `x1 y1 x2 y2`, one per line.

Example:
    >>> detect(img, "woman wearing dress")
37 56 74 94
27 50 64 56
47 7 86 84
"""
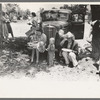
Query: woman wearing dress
26 12 38 37
2 12 9 41
28 28 47 64
5 13 14 39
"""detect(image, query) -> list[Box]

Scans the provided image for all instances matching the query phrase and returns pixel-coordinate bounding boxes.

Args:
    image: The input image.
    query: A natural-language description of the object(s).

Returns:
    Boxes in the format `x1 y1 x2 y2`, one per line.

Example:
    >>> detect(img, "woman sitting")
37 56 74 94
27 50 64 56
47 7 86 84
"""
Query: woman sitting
28 28 47 64
60 32 79 67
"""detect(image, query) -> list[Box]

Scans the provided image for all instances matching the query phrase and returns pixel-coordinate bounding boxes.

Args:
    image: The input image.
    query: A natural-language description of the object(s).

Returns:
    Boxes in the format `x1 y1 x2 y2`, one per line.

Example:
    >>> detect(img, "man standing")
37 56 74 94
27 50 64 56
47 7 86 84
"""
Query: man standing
5 13 14 39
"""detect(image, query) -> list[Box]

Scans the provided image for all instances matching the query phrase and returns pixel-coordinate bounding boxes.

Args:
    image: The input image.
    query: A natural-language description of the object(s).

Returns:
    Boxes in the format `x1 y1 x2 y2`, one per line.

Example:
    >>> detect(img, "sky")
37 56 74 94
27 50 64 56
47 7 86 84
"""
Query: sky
2 3 65 13
2 3 90 13
18 3 64 12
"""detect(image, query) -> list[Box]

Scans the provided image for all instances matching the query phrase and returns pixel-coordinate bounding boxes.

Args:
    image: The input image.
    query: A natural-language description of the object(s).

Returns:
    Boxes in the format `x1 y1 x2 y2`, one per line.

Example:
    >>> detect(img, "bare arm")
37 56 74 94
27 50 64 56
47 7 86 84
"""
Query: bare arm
88 26 93 38
2 16 7 23
88 20 97 38
46 44 50 51
60 38 67 47
72 43 79 54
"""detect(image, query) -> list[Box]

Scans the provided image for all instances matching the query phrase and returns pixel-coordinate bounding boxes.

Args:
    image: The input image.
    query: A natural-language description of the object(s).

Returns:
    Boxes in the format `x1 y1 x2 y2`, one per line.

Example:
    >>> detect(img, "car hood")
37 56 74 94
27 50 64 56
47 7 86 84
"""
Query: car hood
42 21 69 27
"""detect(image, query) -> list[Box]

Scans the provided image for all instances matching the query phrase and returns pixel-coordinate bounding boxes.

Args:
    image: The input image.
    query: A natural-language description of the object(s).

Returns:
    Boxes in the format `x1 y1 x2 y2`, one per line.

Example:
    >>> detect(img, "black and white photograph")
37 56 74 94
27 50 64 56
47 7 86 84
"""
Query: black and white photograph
0 2 100 98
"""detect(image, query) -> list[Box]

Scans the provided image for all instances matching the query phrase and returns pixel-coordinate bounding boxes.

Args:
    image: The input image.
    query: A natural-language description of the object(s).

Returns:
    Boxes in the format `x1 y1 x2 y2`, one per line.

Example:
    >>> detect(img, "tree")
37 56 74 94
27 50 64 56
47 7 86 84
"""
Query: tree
3 4 19 21
71 5 86 14
22 9 31 20
3 4 31 20
4 4 19 14
60 4 86 14
60 4 71 9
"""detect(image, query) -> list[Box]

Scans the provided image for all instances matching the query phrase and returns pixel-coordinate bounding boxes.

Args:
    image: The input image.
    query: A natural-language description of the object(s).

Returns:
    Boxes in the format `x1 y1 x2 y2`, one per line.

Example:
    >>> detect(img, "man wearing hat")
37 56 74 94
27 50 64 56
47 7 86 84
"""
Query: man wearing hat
60 32 79 67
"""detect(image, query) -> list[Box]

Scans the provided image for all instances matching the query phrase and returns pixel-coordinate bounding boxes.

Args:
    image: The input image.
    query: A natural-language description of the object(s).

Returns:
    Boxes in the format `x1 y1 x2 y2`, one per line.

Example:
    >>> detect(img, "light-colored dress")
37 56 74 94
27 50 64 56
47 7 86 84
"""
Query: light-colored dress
2 16 9 40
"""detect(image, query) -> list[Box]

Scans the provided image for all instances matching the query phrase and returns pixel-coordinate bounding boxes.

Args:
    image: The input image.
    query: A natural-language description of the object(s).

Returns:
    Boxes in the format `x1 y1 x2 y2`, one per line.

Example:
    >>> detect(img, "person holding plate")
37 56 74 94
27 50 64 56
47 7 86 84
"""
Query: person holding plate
60 32 79 67
28 28 47 64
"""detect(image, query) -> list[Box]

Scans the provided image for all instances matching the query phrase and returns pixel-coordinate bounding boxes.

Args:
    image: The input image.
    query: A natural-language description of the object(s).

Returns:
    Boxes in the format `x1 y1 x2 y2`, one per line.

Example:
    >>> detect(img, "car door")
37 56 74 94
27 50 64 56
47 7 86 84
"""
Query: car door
70 13 85 39
91 5 100 21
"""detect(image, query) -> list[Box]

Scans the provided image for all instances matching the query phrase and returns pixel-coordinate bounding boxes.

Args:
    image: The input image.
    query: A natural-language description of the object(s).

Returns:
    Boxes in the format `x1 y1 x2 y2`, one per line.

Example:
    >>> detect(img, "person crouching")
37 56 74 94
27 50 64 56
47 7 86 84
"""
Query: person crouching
60 32 79 67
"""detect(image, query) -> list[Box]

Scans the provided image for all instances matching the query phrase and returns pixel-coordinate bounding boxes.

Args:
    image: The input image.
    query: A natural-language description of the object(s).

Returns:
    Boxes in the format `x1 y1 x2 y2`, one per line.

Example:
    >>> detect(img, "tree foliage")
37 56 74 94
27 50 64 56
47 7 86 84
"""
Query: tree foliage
60 4 87 14
4 4 19 14
3 4 31 20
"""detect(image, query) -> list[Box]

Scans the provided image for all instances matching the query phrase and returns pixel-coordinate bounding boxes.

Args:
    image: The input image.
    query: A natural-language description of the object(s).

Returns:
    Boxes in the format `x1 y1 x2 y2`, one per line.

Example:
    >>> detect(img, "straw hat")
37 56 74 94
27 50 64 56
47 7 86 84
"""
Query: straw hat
64 32 75 40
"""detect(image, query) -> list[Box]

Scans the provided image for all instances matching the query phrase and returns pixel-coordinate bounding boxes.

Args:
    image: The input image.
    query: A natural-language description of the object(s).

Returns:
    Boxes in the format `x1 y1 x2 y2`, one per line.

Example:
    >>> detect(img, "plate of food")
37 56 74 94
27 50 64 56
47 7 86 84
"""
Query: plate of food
62 48 72 52
37 41 46 53
27 42 38 49
33 41 38 43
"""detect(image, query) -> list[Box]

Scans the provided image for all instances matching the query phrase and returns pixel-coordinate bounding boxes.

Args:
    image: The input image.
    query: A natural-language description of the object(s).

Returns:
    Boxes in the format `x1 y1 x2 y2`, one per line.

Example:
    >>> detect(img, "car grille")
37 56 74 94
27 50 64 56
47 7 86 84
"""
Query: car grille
43 25 57 45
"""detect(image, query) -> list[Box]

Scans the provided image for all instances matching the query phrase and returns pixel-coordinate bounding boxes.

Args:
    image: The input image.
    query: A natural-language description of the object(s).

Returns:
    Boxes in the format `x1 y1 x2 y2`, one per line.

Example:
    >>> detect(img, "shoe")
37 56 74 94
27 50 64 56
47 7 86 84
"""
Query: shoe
46 68 50 73
75 64 81 68
96 70 100 74
30 60 34 63
74 64 78 67
96 61 99 65
36 61 39 65
63 64 69 68
30 62 34 65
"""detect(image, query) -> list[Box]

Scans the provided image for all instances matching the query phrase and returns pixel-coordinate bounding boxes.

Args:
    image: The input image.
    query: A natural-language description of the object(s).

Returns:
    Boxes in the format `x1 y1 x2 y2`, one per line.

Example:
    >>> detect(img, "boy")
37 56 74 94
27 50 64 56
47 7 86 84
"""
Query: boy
46 38 55 66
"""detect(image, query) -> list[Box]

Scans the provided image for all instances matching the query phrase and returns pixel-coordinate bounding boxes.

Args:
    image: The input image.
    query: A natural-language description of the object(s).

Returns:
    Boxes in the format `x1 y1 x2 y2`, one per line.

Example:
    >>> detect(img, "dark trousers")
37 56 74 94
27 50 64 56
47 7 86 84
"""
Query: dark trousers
6 22 14 38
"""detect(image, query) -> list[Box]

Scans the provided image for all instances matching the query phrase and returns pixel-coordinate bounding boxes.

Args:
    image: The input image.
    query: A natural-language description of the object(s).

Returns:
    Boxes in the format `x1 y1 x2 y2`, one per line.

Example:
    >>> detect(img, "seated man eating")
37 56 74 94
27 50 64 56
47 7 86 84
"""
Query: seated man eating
60 32 79 67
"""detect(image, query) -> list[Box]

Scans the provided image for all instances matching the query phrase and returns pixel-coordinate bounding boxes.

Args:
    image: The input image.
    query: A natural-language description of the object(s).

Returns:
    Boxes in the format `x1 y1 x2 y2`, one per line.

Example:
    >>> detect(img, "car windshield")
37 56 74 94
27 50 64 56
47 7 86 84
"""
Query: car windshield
58 12 69 20
41 11 70 21
72 14 84 22
42 11 58 21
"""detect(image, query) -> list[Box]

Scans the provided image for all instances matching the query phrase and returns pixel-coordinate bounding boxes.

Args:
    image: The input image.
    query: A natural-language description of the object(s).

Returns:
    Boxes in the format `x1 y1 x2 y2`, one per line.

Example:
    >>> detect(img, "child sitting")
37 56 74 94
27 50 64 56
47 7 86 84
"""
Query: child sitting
37 41 46 53
46 38 55 66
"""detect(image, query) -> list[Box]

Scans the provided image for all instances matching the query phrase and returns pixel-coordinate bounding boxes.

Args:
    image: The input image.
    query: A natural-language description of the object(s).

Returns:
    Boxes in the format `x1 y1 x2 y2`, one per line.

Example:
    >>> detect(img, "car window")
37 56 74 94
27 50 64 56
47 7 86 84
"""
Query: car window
42 11 58 21
72 14 84 22
58 12 69 21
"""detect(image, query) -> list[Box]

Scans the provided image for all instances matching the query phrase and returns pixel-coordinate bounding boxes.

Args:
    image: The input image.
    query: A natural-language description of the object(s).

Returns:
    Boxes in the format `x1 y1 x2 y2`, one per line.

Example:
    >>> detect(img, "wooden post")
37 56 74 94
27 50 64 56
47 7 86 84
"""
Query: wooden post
0 4 2 50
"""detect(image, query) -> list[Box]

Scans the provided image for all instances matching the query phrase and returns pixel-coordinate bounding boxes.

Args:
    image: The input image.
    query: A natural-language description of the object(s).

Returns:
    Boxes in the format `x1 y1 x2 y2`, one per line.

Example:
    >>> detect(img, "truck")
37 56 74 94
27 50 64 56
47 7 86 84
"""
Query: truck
41 8 85 48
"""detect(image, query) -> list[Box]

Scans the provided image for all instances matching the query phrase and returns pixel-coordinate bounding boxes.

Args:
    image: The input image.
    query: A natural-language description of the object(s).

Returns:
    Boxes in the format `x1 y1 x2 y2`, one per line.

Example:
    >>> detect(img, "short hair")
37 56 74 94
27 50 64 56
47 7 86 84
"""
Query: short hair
2 11 5 16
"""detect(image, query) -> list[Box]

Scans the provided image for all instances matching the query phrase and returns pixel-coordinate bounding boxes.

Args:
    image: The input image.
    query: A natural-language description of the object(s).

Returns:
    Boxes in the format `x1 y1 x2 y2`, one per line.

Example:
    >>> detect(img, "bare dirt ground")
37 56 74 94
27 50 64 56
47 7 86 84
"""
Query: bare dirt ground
0 20 100 81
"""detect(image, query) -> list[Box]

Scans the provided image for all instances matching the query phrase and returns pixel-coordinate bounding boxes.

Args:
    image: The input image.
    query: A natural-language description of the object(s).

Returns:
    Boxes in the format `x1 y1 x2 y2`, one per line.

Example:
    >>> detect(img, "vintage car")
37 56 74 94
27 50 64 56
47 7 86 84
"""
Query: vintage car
41 8 85 48
70 13 85 39
41 9 72 47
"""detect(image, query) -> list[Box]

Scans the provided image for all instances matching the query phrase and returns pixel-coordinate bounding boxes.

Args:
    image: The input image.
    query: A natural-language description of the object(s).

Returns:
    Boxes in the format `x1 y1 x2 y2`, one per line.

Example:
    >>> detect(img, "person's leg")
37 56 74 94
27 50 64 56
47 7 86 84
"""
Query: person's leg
62 51 70 65
97 58 100 73
69 52 78 67
36 49 39 64
10 31 14 38
7 23 14 38
48 52 54 66
31 49 35 63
